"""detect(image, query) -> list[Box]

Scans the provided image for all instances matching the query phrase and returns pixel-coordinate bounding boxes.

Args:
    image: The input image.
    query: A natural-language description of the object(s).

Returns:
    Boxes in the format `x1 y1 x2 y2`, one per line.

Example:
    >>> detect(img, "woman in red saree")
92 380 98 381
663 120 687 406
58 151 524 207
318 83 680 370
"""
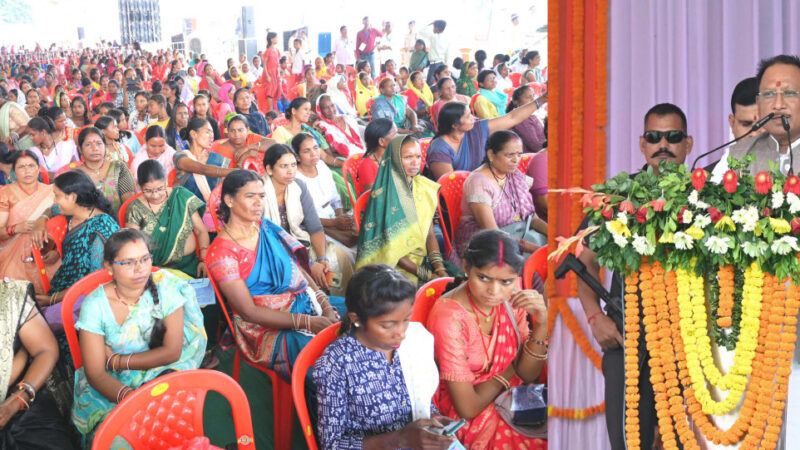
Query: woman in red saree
261 32 281 112
0 150 58 295
427 229 548 450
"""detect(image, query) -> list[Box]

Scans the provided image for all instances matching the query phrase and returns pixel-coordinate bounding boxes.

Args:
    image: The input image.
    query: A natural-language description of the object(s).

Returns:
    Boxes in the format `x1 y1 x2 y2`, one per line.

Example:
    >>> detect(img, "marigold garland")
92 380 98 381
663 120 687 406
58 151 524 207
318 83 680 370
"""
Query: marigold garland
716 265 734 328
623 271 641 450
547 402 605 419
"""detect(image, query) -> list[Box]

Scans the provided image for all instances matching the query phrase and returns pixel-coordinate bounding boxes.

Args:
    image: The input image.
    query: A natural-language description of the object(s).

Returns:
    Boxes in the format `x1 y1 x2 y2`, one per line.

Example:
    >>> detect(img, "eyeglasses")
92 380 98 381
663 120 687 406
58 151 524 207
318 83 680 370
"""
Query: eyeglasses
757 90 800 101
142 186 167 196
643 130 687 144
111 254 152 269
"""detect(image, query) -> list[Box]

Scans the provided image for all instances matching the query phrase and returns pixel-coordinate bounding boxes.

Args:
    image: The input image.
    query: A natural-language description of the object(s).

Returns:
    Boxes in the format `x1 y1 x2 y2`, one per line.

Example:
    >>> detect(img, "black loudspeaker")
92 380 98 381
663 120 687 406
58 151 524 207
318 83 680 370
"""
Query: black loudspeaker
77 27 85 40
239 6 257 60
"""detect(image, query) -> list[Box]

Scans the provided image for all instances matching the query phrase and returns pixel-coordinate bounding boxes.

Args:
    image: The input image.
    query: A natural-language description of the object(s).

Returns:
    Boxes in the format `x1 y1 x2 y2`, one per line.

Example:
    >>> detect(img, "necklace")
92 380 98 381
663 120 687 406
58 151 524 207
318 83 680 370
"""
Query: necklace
489 165 521 222
113 283 140 310
466 284 495 323
17 182 38 197
84 160 104 176
224 223 259 247
466 284 496 373
68 207 95 230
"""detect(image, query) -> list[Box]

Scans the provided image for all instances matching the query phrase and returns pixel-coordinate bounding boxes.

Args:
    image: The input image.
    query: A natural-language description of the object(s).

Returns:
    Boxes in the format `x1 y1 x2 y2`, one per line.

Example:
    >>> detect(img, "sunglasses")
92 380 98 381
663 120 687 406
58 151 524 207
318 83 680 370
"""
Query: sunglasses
643 130 686 144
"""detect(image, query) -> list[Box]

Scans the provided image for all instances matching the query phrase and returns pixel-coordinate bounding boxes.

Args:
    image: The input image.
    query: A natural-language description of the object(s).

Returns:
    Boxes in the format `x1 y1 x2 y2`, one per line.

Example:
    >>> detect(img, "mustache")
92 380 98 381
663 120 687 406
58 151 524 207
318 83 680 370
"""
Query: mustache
653 148 676 158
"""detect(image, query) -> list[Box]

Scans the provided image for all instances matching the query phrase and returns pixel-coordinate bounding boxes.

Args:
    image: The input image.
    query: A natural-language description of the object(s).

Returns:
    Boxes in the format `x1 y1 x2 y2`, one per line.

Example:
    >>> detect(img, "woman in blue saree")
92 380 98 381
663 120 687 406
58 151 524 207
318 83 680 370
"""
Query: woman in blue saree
206 170 343 381
172 117 237 202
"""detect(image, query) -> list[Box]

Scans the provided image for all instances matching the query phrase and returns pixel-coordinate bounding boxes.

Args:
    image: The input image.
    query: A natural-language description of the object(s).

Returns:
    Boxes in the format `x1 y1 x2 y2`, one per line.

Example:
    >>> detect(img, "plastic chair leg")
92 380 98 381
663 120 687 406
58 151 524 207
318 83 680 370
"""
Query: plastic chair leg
268 371 294 450
233 349 242 382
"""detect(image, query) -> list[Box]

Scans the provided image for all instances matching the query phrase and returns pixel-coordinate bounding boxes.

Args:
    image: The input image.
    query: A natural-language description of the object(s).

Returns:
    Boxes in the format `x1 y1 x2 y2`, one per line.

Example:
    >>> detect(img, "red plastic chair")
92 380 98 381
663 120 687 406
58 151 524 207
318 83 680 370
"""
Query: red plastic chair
342 153 363 208
118 192 142 226
208 275 294 450
523 246 548 290
47 216 67 256
55 161 83 176
353 190 370 233
365 97 375 119
469 94 480 116
411 277 454 325
419 137 431 170
167 169 177 187
242 156 265 175
436 171 470 258
509 72 522 88
136 127 148 146
291 323 341 450
31 245 51 293
518 153 533 173
92 369 255 450
207 183 223 232
61 268 157 369
39 165 49 184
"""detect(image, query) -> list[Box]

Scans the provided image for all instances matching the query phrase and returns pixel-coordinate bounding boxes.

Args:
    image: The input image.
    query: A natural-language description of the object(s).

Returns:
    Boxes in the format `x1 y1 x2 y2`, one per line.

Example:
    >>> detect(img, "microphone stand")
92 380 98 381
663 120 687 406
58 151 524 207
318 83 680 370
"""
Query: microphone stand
781 116 794 175
690 112 775 170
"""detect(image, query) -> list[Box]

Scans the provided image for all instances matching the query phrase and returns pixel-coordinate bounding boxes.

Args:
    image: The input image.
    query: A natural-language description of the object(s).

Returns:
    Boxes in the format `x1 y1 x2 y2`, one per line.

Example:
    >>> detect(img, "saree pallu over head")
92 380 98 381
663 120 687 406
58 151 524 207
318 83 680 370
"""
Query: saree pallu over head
355 75 378 117
234 219 314 379
0 279 36 400
0 183 57 294
326 75 358 117
407 81 434 108
457 65 477 97
315 94 365 158
356 135 439 284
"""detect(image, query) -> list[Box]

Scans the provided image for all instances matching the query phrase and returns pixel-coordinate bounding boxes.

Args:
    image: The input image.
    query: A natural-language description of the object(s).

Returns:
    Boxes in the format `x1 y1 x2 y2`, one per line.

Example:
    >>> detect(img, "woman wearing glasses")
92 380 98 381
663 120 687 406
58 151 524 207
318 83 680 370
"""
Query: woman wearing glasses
37 170 119 334
71 229 206 442
125 160 209 278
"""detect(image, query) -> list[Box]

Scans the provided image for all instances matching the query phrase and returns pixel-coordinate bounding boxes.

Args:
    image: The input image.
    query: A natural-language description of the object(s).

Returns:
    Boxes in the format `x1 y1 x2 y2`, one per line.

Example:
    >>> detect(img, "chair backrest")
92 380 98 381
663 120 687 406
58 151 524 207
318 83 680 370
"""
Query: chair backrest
365 97 375 119
167 169 177 187
207 183 223 232
353 190 370 233
523 246 548 290
92 369 255 450
419 137 431 170
518 153 533 173
291 323 341 450
31 245 50 293
242 156 265 175
411 277 454 325
62 267 159 369
509 72 522 88
136 127 148 145
39 165 49 184
469 93 480 115
47 215 68 256
341 153 363 208
436 171 470 257
56 161 83 176
118 192 143 226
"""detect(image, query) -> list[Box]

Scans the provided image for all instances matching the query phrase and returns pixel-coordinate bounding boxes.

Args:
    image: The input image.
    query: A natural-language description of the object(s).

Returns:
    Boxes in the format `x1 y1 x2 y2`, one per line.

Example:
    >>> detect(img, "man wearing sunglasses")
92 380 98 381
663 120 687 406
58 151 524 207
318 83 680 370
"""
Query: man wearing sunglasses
574 102 692 450
726 55 800 175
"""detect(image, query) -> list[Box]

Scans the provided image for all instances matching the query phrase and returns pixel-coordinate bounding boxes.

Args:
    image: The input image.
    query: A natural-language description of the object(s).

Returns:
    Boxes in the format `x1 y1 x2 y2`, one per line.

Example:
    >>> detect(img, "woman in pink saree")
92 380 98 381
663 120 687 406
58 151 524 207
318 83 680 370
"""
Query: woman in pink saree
0 150 58 295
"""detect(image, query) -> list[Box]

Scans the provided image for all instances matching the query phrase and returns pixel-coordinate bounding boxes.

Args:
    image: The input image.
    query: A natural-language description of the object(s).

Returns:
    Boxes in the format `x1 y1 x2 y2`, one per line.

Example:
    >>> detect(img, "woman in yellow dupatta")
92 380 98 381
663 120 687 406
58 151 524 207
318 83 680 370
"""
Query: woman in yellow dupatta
356 135 451 285
355 72 378 117
0 150 58 294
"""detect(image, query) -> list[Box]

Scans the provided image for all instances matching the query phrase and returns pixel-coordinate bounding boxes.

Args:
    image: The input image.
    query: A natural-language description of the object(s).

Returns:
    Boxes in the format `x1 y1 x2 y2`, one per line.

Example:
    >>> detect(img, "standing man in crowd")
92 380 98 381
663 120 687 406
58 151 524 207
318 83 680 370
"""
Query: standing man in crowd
419 20 450 86
402 20 417 67
334 25 355 67
356 17 382 79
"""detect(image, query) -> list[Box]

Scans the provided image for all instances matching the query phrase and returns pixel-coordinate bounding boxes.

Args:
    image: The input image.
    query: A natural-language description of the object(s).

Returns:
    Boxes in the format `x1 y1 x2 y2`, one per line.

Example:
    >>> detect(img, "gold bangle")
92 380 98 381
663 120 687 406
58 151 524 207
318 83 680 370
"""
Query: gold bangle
492 374 510 390
523 343 548 360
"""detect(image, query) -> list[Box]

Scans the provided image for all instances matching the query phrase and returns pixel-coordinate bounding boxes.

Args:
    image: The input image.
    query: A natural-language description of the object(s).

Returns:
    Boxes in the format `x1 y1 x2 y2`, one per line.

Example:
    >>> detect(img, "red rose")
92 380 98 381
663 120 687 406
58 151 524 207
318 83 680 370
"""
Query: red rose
785 175 800 195
650 199 666 212
677 206 689 223
619 201 635 214
755 172 773 194
762 207 772 218
707 207 723 223
792 218 800 234
691 168 708 191
636 206 648 223
723 170 738 193
602 205 613 220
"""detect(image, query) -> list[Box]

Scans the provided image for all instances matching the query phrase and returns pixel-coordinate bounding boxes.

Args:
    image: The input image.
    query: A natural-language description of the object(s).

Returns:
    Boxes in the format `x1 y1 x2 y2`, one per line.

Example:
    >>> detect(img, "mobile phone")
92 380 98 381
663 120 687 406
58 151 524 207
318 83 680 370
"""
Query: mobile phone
442 419 466 436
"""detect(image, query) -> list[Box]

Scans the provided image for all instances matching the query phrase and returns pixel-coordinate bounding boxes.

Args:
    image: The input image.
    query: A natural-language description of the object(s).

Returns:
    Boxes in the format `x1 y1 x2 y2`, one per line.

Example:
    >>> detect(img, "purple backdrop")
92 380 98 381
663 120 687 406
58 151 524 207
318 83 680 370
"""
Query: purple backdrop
607 0 800 175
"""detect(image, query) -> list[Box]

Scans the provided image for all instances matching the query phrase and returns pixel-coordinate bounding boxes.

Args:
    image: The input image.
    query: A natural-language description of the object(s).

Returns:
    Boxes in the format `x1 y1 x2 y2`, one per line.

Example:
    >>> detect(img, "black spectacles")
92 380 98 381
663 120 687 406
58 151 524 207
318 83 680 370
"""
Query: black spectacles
643 130 686 144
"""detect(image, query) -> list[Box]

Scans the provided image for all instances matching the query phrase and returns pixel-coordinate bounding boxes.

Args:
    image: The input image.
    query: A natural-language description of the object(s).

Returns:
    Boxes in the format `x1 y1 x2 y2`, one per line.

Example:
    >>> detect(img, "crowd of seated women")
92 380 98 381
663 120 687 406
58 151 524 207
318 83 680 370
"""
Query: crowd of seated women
0 37 548 449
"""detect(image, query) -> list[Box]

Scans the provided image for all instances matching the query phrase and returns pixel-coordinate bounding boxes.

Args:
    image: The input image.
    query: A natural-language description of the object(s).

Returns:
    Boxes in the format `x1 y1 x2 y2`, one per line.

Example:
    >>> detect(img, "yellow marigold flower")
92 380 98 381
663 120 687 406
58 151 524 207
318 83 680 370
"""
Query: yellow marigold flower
769 217 792 234
714 216 735 232
658 232 674 243
606 219 631 237
685 226 705 240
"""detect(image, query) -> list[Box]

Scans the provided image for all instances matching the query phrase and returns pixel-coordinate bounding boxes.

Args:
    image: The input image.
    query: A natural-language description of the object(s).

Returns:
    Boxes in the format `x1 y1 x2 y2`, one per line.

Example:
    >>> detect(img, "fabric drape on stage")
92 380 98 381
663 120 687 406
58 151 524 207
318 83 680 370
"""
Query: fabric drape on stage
547 0 610 448
607 0 800 175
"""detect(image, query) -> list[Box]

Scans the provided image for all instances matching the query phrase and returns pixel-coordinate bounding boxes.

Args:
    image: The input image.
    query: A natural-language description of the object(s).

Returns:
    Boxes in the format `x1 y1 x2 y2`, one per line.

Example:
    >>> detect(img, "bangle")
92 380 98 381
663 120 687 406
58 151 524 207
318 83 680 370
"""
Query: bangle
106 352 117 372
14 394 29 411
126 354 132 371
528 337 549 348
523 344 548 360
116 385 131 403
290 313 298 330
587 311 604 324
492 374 510 391
306 314 312 331
535 99 541 108
17 381 36 402
215 167 220 177
315 256 329 264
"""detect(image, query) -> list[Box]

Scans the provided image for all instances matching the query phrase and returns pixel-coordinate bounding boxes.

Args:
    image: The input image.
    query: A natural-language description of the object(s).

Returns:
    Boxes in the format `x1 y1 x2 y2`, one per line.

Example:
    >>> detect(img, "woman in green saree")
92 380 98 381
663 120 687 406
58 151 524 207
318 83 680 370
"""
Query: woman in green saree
125 159 209 278
356 135 455 285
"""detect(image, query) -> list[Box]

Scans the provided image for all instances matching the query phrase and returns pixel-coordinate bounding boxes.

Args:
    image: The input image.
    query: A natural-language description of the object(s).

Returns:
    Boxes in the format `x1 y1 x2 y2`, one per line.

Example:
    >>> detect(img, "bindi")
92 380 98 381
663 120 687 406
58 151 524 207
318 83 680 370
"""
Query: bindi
776 81 782 87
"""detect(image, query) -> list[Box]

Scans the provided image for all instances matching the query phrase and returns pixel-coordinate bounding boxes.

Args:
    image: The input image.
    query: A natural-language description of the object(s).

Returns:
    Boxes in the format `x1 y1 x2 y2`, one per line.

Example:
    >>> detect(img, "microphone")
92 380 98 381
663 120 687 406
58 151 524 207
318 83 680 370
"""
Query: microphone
690 112 775 170
781 115 794 175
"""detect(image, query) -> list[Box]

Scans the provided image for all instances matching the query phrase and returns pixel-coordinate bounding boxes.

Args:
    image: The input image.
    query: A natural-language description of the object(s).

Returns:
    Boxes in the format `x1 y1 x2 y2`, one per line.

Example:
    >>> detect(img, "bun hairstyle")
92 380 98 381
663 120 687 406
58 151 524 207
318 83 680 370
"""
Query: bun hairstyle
285 97 309 120
506 85 533 114
340 264 416 334
445 229 525 292
217 169 263 223
103 228 165 348
53 169 113 215
27 117 55 133
178 116 209 143
37 105 65 124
